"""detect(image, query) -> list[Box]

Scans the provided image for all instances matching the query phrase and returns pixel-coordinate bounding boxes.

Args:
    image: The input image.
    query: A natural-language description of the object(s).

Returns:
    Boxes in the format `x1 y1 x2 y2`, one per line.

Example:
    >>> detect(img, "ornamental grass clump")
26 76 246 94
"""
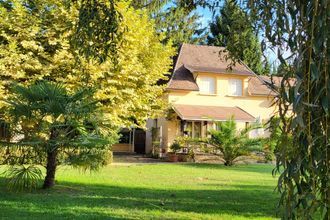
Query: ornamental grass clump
3 165 43 192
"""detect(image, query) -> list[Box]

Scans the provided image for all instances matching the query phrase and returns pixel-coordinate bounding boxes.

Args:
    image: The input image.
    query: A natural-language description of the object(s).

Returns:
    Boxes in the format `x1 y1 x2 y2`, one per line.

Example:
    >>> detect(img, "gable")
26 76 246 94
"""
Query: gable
167 44 254 91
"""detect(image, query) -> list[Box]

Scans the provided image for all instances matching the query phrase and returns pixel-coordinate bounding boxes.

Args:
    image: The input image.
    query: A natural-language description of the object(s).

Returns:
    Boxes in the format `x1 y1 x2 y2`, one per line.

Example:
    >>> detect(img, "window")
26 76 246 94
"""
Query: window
228 79 242 96
204 122 214 137
198 76 216 94
193 122 201 138
183 121 202 138
184 121 193 137
215 122 222 131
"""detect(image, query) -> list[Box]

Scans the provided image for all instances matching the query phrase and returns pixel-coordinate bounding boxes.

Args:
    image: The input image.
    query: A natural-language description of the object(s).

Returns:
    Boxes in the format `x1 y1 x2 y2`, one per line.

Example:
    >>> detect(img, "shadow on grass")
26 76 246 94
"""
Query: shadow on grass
179 163 276 174
0 176 279 220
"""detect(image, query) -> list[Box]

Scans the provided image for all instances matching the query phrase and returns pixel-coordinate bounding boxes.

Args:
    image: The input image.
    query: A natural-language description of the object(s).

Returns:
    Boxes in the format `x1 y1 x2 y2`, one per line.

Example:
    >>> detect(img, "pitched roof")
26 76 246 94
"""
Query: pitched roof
248 76 296 96
172 104 256 122
167 44 295 96
167 44 254 91
167 66 199 91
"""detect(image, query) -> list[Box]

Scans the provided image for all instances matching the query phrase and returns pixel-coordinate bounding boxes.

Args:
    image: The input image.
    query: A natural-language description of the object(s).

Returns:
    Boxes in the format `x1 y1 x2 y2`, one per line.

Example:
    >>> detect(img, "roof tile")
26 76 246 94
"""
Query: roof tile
173 104 256 121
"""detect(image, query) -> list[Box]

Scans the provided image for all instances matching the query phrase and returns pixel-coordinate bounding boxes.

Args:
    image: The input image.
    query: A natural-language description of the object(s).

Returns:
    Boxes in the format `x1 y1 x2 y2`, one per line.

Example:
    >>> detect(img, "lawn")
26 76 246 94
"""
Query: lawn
0 163 279 220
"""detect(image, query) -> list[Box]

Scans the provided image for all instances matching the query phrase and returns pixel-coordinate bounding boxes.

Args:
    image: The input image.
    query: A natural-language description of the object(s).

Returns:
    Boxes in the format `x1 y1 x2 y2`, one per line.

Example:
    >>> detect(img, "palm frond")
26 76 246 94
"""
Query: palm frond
3 165 43 192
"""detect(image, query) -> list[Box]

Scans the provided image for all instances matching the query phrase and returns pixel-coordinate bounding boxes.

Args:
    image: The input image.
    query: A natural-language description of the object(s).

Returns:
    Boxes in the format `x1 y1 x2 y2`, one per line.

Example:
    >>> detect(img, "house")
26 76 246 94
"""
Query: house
144 44 279 154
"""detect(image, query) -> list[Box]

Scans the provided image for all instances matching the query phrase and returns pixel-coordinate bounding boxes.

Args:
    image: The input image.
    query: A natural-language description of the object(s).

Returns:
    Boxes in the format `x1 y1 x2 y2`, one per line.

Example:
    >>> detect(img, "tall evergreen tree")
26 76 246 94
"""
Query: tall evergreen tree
153 5 207 47
132 0 207 47
207 0 267 75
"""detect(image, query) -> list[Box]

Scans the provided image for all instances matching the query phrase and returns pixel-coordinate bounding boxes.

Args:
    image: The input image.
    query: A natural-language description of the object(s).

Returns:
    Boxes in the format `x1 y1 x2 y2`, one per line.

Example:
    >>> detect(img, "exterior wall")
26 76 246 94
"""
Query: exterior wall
169 72 276 122
158 117 169 150
112 143 133 152
147 72 277 153
164 72 276 148
145 119 154 154
145 117 171 153
167 119 180 149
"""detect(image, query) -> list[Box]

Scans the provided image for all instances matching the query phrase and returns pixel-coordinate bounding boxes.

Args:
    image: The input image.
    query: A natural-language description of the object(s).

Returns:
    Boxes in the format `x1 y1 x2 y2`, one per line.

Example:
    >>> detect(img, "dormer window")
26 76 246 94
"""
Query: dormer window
198 76 216 95
228 79 243 96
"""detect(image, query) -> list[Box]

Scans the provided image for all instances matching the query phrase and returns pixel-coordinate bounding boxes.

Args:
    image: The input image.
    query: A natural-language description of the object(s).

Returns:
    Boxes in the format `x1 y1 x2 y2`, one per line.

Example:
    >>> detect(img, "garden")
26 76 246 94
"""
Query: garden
0 163 279 220
0 0 328 219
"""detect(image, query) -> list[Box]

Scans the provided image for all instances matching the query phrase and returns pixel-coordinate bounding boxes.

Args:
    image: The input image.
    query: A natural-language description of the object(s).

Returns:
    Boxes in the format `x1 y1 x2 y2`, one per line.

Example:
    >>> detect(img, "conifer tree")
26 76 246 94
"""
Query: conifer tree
132 0 207 47
207 0 267 74
153 4 207 47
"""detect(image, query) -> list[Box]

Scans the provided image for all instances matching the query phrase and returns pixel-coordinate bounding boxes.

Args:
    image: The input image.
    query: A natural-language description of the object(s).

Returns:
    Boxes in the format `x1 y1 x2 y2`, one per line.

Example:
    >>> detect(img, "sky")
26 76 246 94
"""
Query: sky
194 5 282 68
196 6 213 28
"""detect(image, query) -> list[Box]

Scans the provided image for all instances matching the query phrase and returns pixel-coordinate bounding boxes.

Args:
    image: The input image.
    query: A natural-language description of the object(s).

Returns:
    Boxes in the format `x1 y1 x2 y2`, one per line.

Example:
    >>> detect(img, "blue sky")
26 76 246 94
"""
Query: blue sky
194 5 283 68
196 6 213 27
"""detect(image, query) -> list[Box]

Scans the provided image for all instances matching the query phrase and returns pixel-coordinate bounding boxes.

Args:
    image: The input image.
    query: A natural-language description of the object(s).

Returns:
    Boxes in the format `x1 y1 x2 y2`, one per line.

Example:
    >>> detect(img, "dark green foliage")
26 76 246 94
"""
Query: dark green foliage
206 118 262 166
153 4 207 47
169 141 181 153
274 62 295 77
132 0 207 47
247 0 330 218
3 165 43 192
207 0 267 75
130 0 168 11
1 81 117 189
0 118 10 141
262 117 282 162
66 148 113 171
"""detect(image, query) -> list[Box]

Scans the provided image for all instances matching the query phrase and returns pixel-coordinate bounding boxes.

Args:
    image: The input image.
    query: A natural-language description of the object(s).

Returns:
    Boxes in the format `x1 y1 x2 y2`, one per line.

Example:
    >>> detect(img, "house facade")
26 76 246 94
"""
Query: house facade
144 44 278 153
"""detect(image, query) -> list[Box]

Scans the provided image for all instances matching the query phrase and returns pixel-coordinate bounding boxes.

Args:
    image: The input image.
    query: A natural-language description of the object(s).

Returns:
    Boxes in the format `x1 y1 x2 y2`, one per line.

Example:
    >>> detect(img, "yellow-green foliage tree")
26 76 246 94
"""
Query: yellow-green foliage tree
0 0 174 127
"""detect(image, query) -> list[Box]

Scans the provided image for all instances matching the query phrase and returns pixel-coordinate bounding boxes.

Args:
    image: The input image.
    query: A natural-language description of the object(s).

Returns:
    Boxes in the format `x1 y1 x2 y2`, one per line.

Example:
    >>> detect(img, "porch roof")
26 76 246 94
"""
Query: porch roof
172 104 256 122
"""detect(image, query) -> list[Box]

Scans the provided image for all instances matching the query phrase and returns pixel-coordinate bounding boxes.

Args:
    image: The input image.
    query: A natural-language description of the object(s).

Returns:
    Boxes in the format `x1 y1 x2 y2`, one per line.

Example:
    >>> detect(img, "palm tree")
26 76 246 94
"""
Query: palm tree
2 81 114 189
207 117 262 166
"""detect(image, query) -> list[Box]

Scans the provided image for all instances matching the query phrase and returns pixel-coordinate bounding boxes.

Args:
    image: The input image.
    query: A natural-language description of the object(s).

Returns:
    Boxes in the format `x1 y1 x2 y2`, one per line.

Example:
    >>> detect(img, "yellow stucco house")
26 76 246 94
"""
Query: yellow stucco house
144 44 279 154
113 43 280 154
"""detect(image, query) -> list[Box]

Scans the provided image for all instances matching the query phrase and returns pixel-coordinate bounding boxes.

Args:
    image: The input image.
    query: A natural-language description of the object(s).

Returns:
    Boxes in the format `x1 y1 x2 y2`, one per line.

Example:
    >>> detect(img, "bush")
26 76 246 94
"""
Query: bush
206 118 262 166
170 141 181 154
3 165 43 192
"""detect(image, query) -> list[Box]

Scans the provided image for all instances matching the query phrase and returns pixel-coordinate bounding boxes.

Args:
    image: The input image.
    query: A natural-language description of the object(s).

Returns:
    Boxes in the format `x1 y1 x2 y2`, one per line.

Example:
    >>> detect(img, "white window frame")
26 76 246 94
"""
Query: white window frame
198 76 216 95
184 121 202 138
228 79 243 96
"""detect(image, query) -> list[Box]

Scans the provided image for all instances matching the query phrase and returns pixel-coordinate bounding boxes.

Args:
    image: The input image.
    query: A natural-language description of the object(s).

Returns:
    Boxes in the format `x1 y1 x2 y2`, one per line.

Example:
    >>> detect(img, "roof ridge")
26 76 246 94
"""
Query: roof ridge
182 43 226 49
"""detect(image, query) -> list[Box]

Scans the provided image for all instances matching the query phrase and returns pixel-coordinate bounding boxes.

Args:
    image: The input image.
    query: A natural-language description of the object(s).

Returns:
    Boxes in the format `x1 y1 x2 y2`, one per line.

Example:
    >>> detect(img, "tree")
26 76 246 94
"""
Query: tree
1 81 115 189
206 118 262 166
72 0 122 63
0 0 174 127
132 0 208 47
246 1 329 219
165 0 329 217
152 4 207 47
207 0 266 74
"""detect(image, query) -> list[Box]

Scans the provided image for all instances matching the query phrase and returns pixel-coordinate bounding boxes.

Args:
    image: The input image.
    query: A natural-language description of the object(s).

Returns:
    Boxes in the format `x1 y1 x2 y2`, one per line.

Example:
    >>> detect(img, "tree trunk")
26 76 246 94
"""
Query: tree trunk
224 160 233 166
43 149 58 189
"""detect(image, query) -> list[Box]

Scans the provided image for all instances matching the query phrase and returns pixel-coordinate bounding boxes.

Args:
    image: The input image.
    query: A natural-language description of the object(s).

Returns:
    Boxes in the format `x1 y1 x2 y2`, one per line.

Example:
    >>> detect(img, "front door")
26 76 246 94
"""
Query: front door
134 129 146 154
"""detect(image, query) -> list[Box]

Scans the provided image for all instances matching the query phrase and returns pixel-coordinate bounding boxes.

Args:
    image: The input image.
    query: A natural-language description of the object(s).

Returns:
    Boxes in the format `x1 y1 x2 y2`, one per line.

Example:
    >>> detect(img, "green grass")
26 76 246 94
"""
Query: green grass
0 163 279 220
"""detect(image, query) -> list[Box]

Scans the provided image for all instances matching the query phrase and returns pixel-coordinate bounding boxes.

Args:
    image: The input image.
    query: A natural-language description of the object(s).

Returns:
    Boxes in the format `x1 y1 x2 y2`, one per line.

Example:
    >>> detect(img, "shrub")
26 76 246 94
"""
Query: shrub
206 118 262 166
3 165 43 192
170 141 181 154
